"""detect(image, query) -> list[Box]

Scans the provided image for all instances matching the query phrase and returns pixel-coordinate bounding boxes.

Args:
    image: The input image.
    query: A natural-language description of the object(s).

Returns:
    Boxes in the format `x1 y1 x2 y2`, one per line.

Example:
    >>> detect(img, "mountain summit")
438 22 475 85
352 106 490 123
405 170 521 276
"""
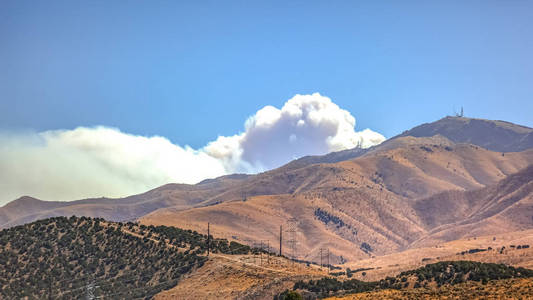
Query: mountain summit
395 116 533 152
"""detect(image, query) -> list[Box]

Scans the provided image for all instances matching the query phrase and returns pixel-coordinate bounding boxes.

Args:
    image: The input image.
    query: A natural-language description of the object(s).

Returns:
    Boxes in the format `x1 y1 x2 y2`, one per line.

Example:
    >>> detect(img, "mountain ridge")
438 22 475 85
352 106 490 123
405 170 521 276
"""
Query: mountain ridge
2 116 533 266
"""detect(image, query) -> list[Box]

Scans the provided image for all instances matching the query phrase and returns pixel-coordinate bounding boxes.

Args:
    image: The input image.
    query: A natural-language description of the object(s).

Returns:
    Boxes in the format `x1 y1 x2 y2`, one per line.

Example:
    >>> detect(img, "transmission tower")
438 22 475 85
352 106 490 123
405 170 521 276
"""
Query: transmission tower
256 240 269 266
319 247 331 272
286 218 298 265
252 241 259 264
245 238 255 264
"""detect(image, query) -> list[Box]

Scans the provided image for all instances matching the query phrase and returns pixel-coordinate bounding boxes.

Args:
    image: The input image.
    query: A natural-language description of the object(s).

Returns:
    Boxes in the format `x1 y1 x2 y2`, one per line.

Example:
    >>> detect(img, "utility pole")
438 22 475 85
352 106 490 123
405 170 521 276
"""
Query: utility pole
279 225 282 256
260 241 263 266
207 222 210 256
320 248 323 269
328 248 331 274
267 241 270 265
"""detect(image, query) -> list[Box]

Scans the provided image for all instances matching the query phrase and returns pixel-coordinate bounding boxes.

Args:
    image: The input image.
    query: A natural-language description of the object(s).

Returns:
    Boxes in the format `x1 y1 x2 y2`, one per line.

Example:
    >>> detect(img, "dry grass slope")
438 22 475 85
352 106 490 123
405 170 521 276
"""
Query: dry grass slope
155 254 326 300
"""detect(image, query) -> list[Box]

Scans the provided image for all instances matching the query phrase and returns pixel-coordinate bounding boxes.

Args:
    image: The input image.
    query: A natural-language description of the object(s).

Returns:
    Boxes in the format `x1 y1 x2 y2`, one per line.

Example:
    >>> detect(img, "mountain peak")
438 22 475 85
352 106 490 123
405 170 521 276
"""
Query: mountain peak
2 196 43 208
395 116 533 152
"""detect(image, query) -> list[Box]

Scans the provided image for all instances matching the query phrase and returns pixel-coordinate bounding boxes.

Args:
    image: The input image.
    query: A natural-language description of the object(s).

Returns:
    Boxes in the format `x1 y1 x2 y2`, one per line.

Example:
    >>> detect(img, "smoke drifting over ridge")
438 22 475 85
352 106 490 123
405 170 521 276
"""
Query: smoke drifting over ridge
0 93 385 205
204 93 385 171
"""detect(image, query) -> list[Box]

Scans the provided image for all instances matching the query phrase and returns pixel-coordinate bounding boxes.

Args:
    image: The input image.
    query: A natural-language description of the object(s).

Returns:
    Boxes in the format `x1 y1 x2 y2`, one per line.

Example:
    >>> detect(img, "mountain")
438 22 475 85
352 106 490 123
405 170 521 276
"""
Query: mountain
141 137 533 263
395 116 533 152
0 177 248 228
3 117 531 229
284 116 533 169
2 116 533 266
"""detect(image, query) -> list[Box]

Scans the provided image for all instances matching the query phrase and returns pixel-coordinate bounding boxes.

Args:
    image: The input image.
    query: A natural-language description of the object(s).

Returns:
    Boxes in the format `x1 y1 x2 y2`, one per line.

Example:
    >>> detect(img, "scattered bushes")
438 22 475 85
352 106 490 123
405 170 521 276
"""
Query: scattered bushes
0 216 250 299
346 267 374 278
360 242 372 253
274 290 303 300
314 208 346 229
285 261 533 298
420 146 434 153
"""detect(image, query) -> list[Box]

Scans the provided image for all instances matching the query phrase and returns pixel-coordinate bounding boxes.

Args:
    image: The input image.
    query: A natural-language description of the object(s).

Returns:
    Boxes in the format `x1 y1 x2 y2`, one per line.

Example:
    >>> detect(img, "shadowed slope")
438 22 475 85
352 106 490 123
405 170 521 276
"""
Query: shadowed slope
411 165 533 247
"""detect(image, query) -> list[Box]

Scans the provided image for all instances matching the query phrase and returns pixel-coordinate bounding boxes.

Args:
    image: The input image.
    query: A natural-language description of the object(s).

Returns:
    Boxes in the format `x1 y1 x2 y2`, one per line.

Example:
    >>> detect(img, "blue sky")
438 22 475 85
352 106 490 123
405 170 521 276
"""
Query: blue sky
2 1 533 204
1 0 532 149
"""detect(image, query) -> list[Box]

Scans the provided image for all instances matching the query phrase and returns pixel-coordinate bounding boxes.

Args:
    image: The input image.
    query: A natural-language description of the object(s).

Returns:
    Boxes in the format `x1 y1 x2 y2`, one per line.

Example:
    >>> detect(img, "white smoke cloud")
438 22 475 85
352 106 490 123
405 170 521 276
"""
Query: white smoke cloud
0 93 385 205
0 127 228 205
204 93 385 171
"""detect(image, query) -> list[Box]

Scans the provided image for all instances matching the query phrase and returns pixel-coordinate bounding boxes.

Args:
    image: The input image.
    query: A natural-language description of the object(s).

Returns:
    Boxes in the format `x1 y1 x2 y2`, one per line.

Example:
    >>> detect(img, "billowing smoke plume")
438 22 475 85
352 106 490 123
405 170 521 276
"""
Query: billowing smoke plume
0 128 228 205
204 93 385 172
0 93 385 205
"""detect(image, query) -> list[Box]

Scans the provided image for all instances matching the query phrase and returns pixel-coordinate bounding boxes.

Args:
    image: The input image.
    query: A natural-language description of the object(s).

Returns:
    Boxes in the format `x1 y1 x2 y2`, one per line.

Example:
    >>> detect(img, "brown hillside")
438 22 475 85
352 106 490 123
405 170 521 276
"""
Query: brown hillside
412 165 533 247
342 229 533 282
141 139 533 263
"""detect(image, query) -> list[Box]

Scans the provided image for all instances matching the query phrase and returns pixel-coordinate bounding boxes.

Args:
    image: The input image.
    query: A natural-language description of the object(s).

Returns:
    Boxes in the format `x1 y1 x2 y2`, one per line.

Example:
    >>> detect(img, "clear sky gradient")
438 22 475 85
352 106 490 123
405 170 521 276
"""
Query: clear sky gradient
1 0 532 148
